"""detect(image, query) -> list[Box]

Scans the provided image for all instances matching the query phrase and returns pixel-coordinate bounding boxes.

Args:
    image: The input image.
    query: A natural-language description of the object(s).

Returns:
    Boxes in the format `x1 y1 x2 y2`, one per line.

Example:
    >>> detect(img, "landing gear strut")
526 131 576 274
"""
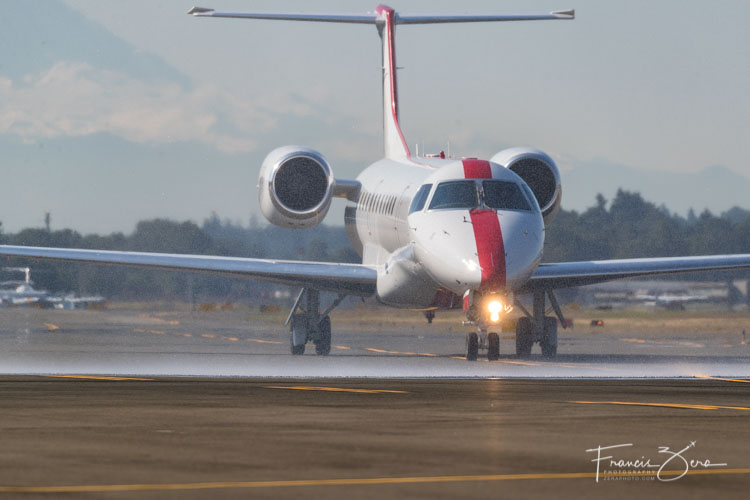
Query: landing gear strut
424 310 436 324
286 289 345 356
514 290 565 358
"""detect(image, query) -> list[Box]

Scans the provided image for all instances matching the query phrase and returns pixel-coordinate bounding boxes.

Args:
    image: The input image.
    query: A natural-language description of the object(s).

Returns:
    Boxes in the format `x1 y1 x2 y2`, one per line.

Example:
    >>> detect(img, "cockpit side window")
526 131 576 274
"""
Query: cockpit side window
428 181 479 210
482 180 532 211
408 184 433 214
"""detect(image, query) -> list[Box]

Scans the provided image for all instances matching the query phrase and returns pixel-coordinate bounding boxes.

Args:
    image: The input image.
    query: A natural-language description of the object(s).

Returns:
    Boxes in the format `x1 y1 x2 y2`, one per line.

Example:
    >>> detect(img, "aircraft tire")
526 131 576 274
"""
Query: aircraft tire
540 316 558 358
315 315 332 356
466 332 479 361
515 317 533 358
291 343 305 355
487 332 500 361
290 314 307 355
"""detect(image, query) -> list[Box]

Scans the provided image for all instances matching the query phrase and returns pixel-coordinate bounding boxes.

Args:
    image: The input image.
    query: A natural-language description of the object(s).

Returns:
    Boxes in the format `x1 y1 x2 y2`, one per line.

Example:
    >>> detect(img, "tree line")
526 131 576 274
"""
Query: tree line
1 189 749 301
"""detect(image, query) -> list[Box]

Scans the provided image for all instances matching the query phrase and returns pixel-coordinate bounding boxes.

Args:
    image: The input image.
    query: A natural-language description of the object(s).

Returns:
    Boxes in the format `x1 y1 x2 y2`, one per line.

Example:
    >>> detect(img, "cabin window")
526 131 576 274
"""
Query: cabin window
408 184 433 214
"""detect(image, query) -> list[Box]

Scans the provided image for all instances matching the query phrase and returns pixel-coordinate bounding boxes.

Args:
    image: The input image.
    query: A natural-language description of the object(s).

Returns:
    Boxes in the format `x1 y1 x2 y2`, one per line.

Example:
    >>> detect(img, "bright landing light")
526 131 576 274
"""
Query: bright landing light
488 300 503 323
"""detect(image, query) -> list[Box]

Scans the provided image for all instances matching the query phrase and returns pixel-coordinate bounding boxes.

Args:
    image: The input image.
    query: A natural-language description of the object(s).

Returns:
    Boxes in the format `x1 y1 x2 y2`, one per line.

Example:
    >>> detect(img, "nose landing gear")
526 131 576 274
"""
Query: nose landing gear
465 327 500 361
462 291 505 361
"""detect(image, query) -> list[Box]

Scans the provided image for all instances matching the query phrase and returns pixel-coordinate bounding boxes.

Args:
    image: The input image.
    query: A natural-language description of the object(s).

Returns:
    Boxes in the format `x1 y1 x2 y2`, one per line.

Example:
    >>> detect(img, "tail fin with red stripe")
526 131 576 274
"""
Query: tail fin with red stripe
188 5 574 160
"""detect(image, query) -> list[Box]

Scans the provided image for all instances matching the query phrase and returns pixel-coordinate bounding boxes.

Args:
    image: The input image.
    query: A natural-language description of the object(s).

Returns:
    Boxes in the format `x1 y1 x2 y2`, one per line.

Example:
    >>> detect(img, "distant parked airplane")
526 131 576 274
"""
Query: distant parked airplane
0 267 53 306
0 267 104 309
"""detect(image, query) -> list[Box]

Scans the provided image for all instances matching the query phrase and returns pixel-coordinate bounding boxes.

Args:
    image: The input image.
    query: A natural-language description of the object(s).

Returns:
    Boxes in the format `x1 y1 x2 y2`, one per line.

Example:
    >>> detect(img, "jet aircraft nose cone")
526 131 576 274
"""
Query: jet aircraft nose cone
410 209 543 295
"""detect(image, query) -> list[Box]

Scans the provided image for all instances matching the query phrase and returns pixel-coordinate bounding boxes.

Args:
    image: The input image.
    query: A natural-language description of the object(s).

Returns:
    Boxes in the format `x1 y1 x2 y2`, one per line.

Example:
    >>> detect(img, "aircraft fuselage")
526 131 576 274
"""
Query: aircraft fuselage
348 156 545 309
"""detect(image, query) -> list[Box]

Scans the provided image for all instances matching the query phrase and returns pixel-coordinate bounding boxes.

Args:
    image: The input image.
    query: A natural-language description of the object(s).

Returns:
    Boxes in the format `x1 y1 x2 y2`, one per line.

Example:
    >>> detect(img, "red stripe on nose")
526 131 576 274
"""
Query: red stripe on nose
469 210 506 290
462 159 492 179
462 159 506 290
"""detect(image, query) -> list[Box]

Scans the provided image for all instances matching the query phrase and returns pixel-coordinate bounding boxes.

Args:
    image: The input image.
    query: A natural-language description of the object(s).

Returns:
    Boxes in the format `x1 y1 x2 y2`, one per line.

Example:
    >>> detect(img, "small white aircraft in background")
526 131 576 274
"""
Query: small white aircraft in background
0 267 104 308
634 293 710 311
3 5 750 360
0 267 53 306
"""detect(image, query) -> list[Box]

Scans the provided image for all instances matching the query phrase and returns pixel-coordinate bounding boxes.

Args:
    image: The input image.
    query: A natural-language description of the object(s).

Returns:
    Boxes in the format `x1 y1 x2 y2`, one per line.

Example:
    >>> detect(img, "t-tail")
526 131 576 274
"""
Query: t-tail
188 5 574 160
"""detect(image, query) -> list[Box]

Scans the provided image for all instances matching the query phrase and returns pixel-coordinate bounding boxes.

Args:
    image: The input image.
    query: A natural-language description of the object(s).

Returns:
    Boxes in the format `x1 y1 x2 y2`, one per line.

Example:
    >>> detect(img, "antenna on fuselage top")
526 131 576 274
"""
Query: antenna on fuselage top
188 5 574 160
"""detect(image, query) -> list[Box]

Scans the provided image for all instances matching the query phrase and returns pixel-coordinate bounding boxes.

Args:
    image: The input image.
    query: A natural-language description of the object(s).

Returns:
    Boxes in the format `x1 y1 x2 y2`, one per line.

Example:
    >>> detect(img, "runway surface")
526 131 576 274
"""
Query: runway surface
0 308 748 498
0 308 748 378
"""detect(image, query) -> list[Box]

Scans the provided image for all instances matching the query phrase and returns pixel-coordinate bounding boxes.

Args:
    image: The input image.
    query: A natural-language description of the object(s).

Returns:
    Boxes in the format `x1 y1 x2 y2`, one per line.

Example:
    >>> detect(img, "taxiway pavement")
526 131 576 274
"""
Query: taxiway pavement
0 308 748 378
0 377 748 499
0 308 748 498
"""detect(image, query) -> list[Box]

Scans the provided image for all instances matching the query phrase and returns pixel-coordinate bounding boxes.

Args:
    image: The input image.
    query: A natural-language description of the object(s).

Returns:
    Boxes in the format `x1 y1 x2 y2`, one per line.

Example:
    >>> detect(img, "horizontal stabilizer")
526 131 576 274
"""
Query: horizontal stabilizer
396 11 575 24
187 7 378 24
187 7 575 25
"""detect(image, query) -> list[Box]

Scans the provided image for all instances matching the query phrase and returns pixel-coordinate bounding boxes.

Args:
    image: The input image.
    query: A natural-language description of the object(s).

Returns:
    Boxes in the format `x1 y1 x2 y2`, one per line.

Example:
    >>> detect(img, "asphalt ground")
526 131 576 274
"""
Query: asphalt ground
0 307 748 498
0 377 748 499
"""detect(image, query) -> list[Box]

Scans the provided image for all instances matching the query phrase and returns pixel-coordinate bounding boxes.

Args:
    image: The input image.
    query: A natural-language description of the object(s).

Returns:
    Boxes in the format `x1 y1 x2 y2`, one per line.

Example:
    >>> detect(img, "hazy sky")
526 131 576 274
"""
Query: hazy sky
1 0 748 233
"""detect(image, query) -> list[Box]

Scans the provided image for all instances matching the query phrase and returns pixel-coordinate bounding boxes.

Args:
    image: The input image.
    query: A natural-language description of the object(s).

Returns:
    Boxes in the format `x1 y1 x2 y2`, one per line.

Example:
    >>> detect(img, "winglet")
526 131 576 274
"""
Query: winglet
187 7 214 16
552 9 575 19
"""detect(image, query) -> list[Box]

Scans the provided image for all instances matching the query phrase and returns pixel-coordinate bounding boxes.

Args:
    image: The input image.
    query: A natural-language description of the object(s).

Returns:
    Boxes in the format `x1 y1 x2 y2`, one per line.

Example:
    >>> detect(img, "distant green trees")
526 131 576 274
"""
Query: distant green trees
0 214 359 301
544 189 750 264
2 190 750 300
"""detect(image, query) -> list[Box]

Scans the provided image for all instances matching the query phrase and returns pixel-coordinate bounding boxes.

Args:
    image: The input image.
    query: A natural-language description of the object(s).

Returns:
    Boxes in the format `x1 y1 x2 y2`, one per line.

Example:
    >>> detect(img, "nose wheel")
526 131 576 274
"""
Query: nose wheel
465 328 500 361
466 332 479 361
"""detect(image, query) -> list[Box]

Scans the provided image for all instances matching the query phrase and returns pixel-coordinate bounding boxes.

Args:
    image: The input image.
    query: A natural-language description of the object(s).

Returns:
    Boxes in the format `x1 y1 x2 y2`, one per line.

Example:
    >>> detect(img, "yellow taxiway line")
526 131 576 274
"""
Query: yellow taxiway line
695 375 750 384
570 400 750 411
264 385 408 395
365 347 437 357
1 468 749 493
42 375 154 382
247 338 284 345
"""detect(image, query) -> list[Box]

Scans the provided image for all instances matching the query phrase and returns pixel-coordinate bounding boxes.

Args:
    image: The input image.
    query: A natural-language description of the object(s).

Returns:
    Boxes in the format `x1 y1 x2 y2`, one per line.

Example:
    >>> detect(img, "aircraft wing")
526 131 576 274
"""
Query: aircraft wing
0 246 377 296
521 254 750 293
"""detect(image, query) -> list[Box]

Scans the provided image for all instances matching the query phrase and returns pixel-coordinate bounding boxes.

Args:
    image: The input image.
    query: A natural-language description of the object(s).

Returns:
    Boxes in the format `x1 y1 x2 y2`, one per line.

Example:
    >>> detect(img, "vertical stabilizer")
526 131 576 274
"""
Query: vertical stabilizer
188 5 573 162
375 5 411 159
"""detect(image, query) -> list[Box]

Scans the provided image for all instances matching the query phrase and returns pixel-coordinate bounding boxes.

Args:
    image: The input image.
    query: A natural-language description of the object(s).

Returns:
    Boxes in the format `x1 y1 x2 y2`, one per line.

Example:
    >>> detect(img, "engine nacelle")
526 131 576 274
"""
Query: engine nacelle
491 147 562 224
258 146 335 229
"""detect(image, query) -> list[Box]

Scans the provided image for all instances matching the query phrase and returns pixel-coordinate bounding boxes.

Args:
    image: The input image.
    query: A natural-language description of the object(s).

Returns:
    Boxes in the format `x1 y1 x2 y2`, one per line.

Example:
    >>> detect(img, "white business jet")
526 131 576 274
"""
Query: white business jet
3 5 750 360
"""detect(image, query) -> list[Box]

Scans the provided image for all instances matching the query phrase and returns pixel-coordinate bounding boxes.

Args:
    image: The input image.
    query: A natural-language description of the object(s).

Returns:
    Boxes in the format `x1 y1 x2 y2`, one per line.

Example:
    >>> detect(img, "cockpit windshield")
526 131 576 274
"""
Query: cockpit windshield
428 181 480 210
482 180 532 211
426 180 534 212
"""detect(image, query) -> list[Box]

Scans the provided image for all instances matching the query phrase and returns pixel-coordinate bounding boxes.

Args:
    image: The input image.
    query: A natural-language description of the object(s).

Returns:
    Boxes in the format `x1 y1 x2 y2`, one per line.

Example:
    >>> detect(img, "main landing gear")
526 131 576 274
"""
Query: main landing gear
286 289 346 356
514 290 566 358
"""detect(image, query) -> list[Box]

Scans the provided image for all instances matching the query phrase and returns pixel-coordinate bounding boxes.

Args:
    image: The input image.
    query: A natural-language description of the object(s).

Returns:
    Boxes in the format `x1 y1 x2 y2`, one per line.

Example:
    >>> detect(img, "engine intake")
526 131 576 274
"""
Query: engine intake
258 146 334 228
491 147 562 224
